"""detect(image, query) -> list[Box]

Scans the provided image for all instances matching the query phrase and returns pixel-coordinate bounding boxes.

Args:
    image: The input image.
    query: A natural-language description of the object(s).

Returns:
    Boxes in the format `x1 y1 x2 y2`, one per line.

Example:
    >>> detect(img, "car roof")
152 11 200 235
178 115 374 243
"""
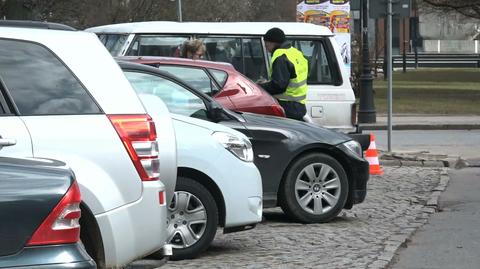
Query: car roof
0 20 76 31
117 56 237 72
86 21 333 37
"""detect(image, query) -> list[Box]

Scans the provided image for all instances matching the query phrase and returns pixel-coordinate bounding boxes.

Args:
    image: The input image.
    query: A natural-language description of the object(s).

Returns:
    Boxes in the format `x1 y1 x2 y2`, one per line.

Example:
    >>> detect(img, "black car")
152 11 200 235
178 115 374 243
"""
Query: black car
0 157 96 269
119 61 369 223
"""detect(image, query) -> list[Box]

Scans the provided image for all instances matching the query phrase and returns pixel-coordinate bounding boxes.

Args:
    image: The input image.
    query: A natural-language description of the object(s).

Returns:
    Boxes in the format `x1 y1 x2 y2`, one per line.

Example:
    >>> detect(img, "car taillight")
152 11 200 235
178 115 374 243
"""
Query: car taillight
271 104 286 117
27 181 82 246
108 114 160 181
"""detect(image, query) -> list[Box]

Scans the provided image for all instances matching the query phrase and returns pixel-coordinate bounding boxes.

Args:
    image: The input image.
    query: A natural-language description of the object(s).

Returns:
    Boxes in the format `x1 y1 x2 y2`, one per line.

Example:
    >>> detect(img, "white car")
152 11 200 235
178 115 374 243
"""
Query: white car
135 92 263 260
0 21 175 268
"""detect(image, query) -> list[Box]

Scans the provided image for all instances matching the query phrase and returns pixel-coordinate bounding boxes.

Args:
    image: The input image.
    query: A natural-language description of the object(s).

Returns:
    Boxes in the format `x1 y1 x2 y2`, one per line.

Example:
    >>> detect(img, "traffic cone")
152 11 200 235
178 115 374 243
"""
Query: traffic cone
365 134 384 175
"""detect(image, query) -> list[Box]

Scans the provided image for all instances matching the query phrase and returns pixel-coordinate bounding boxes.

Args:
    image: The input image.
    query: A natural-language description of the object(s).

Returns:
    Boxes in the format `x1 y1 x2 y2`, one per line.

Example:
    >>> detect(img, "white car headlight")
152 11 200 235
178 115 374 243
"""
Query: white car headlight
342 140 362 158
212 132 254 162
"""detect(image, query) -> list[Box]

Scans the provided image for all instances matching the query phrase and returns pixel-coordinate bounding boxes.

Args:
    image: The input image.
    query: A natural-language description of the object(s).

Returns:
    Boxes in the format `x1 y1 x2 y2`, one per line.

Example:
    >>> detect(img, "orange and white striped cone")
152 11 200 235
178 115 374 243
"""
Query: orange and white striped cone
365 134 384 175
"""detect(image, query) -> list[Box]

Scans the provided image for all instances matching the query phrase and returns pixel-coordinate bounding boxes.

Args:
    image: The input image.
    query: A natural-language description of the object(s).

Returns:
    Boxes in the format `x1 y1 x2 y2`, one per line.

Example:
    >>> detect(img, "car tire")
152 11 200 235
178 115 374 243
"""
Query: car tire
279 153 348 223
166 176 218 260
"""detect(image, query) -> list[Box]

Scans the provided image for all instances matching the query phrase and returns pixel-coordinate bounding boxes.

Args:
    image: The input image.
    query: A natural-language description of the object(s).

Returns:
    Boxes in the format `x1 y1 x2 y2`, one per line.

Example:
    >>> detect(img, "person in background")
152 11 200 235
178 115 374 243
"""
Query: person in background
181 39 205 60
258 27 309 121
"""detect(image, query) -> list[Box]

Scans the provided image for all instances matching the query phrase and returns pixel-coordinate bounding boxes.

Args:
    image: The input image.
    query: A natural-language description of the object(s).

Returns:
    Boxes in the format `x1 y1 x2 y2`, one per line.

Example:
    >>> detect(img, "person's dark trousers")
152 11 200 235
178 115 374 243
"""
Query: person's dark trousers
278 100 306 121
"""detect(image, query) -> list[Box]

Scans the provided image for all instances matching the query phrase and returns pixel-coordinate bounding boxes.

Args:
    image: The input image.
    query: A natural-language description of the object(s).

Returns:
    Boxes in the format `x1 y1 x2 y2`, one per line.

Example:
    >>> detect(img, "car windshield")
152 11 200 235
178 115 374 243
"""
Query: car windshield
123 70 209 120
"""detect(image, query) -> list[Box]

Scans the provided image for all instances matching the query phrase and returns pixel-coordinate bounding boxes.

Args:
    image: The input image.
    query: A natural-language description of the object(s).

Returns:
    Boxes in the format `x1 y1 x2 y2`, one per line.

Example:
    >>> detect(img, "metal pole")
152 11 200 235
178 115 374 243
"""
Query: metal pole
177 0 183 22
358 0 377 123
402 18 407 73
387 0 393 152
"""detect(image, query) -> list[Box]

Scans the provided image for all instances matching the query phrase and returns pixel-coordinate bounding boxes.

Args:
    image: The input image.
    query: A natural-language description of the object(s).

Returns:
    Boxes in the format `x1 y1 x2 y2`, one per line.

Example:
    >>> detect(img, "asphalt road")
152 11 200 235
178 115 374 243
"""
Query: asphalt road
371 130 480 160
391 167 480 269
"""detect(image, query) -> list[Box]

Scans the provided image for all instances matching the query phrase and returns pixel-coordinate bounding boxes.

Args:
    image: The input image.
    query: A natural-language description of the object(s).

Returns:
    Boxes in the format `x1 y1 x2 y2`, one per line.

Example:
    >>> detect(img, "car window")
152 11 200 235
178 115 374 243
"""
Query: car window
127 35 189 57
97 34 129 56
124 71 208 120
291 39 335 85
200 37 242 67
0 39 101 116
199 36 268 82
157 65 219 95
208 68 228 88
242 38 268 81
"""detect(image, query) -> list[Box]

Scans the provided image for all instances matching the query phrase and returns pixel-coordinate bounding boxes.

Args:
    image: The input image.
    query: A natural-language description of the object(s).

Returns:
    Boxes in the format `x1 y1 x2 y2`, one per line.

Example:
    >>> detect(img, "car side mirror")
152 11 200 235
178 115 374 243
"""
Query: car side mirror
206 101 225 122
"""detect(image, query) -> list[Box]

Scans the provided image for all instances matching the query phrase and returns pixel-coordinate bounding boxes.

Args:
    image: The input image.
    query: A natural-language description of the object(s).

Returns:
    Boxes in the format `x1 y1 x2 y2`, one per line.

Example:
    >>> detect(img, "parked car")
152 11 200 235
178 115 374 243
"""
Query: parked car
120 56 285 117
0 21 174 268
87 21 368 139
0 157 96 269
136 94 263 260
119 61 369 224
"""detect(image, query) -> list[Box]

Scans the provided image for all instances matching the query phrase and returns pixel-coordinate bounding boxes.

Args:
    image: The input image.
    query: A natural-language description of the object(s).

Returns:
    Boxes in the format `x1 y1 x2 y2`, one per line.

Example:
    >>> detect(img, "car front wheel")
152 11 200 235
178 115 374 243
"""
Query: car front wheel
166 176 218 260
280 153 348 223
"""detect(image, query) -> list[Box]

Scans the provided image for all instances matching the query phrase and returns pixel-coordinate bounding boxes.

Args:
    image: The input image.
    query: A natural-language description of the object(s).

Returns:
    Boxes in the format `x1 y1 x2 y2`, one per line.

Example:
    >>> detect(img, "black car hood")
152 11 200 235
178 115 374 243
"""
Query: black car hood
238 112 351 146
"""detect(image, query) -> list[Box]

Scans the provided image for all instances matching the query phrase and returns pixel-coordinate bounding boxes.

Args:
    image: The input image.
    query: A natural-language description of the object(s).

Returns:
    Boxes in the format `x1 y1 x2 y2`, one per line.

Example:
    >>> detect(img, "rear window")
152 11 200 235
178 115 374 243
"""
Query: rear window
97 34 129 56
127 35 189 57
0 39 101 115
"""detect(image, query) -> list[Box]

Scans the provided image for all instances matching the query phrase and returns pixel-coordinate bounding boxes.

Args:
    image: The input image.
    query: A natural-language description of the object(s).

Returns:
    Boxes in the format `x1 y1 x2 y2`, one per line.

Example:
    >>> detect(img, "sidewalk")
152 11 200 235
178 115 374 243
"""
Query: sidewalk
360 115 480 130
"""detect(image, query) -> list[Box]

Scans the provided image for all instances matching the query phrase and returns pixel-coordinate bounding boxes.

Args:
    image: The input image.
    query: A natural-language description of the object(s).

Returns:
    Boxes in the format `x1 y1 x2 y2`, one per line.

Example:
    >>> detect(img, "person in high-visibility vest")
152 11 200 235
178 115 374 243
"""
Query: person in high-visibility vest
258 27 309 121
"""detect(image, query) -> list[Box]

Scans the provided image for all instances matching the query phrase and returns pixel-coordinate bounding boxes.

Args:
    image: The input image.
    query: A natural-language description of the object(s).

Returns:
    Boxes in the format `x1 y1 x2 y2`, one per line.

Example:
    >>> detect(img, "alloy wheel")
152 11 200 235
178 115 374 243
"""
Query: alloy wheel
294 163 341 215
167 191 207 248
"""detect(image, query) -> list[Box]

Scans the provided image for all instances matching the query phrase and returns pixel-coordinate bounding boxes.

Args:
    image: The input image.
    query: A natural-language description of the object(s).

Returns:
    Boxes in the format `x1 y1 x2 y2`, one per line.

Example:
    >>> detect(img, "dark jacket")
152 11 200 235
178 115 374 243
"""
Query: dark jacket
259 42 296 95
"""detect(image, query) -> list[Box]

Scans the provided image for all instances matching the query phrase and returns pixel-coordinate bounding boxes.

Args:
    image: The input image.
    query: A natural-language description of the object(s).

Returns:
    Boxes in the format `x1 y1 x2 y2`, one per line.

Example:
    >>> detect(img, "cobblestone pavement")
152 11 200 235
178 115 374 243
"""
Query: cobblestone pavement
158 166 444 269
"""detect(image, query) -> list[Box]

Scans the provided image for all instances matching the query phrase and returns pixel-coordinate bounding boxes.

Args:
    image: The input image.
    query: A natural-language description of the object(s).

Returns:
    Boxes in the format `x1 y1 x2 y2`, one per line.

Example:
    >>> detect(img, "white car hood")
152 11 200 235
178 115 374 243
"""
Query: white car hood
170 113 250 141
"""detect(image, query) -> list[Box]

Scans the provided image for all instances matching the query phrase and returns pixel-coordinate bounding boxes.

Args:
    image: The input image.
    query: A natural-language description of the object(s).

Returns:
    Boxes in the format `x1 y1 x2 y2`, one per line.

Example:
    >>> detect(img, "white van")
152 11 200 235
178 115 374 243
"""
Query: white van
87 22 367 143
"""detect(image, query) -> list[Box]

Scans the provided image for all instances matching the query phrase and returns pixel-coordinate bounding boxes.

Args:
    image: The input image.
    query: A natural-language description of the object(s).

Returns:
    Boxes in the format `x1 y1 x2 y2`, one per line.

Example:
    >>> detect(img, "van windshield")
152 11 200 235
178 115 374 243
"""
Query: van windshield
97 34 129 56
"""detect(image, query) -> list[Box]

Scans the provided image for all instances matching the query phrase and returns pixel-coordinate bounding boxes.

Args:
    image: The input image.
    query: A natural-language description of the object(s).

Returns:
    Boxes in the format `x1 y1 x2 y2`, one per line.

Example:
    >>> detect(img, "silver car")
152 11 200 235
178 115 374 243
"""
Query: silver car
0 21 176 268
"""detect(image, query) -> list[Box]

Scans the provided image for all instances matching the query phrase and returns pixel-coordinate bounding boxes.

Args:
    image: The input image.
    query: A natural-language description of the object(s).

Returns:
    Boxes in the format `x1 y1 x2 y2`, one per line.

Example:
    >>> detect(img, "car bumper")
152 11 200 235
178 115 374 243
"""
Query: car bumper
95 180 167 268
347 154 369 205
223 161 263 229
0 243 96 269
207 153 263 230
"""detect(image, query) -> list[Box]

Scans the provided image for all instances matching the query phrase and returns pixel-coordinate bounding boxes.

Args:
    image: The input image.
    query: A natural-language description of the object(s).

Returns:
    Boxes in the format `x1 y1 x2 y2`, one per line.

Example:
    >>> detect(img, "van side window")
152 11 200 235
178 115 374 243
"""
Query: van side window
199 36 267 82
127 35 189 57
242 38 268 81
202 37 242 67
291 39 340 85
0 39 101 116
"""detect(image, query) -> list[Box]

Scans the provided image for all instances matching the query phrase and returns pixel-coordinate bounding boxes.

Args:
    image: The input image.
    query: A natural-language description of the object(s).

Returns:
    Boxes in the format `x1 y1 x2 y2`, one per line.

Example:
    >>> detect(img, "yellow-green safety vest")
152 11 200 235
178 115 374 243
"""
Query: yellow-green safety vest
269 46 308 104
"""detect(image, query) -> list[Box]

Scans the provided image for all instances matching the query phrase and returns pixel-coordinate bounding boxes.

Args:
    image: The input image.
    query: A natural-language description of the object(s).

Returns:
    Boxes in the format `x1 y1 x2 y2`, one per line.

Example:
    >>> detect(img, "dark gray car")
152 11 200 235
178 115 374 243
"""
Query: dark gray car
0 157 96 269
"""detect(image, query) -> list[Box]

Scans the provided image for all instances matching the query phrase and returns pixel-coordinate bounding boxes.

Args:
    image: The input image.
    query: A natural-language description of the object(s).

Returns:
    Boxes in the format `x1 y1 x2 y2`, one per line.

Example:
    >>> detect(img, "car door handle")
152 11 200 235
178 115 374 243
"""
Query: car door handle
0 137 17 147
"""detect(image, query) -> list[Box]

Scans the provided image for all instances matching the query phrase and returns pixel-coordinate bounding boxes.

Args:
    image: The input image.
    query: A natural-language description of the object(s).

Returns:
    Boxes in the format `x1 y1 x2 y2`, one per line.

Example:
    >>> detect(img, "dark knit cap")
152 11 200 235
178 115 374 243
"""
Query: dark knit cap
264 27 285 43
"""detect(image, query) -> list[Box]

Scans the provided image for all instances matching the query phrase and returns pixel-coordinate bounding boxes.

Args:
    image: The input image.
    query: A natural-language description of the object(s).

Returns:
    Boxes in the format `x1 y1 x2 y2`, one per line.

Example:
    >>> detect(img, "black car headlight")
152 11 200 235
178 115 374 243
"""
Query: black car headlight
339 140 363 158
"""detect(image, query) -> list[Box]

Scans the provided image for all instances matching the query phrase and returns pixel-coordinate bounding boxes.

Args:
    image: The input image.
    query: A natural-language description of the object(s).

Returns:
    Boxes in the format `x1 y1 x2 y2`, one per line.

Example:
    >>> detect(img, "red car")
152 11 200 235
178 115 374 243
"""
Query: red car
117 56 286 117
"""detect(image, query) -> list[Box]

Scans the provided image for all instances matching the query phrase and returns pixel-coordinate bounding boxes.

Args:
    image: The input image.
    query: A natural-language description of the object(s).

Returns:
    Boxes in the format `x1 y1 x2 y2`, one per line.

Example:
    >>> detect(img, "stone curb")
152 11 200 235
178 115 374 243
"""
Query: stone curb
370 168 451 269
360 124 480 131
380 159 446 168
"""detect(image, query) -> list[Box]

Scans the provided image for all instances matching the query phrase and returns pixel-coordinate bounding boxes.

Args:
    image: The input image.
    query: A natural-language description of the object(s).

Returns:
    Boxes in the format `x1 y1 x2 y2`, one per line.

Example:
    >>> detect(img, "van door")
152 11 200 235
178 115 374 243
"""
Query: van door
290 37 356 132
